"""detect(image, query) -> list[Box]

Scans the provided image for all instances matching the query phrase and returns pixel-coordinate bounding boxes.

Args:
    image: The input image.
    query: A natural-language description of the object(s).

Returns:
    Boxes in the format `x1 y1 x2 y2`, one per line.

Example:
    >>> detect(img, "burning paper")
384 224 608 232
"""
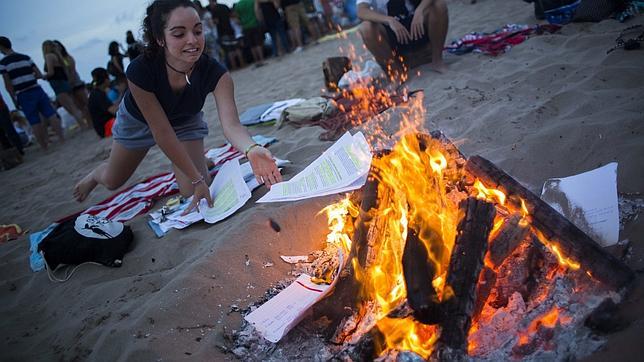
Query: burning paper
257 131 372 203
245 250 344 342
541 162 619 247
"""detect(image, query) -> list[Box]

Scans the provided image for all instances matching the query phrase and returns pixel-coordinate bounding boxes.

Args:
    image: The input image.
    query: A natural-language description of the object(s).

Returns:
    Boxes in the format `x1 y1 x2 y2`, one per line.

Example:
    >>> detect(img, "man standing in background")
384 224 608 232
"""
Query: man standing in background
0 36 63 150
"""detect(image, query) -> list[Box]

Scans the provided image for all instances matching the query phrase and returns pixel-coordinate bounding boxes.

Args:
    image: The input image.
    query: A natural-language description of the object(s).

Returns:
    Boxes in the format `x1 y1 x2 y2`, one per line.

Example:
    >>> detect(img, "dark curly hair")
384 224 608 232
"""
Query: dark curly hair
142 0 197 58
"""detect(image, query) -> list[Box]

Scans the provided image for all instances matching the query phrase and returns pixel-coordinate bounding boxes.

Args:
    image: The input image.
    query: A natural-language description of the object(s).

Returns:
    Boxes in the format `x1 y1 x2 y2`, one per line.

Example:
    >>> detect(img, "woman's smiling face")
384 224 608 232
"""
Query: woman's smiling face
163 6 204 67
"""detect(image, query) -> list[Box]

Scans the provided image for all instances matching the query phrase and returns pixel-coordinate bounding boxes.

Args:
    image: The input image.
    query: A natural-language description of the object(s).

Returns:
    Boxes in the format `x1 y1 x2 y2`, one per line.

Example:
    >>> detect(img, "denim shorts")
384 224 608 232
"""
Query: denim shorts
112 102 209 150
49 79 72 95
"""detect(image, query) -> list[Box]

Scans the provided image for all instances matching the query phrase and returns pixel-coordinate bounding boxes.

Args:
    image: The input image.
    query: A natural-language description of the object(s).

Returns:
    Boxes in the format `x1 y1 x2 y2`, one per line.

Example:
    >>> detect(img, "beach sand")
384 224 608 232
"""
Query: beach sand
1 0 643 360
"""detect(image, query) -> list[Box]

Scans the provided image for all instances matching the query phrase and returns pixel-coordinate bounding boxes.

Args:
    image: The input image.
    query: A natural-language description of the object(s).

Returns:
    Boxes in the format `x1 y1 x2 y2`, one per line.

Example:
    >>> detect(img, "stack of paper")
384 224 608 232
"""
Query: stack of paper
148 158 289 235
257 131 372 203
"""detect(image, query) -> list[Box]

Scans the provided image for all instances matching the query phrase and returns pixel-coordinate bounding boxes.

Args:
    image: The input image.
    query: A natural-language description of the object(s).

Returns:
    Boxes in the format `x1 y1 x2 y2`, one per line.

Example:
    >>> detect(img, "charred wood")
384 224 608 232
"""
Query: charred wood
439 198 496 351
473 266 497 319
488 215 530 269
584 298 629 334
402 228 444 325
465 156 634 290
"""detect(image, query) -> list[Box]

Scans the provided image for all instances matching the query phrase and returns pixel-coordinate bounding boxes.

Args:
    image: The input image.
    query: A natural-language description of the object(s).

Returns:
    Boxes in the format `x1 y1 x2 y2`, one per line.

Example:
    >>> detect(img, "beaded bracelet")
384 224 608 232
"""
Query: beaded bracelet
191 175 205 186
244 143 261 157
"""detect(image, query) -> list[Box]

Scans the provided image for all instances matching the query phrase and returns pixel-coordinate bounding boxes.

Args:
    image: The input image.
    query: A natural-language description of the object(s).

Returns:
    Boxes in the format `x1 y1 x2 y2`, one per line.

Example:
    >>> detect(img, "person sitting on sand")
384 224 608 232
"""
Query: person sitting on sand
74 0 281 214
88 67 119 138
357 0 448 75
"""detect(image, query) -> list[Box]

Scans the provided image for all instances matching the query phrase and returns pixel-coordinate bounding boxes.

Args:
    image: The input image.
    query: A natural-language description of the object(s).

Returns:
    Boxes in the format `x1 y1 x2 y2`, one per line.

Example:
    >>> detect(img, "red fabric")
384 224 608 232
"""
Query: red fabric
104 117 115 137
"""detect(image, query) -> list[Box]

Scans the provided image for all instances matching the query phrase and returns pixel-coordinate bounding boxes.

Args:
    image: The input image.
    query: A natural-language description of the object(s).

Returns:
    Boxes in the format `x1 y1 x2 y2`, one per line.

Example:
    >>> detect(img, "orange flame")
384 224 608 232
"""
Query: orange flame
320 195 359 253
473 179 506 205
377 317 439 359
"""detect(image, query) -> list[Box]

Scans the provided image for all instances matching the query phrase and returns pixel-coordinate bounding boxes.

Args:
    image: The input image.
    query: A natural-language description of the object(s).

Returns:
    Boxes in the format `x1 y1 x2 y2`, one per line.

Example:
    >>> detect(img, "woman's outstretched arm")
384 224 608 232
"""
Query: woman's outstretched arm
213 73 282 187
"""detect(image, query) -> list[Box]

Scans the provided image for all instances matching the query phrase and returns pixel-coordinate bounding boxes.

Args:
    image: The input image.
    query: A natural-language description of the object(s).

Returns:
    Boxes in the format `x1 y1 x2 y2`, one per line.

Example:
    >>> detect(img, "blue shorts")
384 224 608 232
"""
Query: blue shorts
16 86 56 125
112 102 209 150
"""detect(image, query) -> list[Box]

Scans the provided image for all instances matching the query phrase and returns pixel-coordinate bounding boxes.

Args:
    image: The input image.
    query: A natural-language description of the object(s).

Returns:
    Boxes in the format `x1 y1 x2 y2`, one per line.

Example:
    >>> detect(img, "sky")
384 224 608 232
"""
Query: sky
0 0 236 109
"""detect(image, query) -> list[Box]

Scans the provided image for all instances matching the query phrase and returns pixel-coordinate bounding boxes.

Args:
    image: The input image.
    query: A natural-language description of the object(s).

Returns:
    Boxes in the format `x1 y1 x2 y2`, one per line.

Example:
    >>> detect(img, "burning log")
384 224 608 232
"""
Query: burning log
465 156 634 290
319 159 391 340
402 228 444 325
488 215 530 268
439 198 496 352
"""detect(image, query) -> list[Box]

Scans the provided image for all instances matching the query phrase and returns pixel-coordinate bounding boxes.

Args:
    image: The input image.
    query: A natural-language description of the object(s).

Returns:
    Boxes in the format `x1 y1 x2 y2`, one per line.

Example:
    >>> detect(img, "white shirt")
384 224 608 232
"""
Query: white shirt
356 0 415 15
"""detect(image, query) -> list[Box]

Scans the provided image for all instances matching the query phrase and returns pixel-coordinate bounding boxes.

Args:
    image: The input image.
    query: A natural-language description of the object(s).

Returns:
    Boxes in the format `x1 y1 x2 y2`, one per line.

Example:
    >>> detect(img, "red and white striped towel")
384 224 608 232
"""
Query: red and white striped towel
56 146 246 224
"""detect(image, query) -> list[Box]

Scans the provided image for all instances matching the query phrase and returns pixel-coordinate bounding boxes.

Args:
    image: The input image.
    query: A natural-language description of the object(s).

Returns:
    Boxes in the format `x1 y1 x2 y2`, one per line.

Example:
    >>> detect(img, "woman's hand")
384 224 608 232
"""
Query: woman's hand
247 146 282 188
182 180 213 215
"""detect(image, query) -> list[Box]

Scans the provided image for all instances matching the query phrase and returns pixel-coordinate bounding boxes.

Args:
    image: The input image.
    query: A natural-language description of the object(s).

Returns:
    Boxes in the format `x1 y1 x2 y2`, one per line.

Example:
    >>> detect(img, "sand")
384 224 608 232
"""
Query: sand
1 0 643 360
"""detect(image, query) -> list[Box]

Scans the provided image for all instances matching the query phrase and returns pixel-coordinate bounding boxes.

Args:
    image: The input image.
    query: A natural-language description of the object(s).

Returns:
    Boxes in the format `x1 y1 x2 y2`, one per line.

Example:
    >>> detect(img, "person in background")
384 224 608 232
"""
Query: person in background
0 93 23 155
108 41 128 92
209 0 245 69
282 0 320 52
0 36 63 150
125 30 144 60
235 0 266 65
255 0 290 56
88 67 118 138
42 40 88 129
53 40 90 125
357 0 448 74
73 0 281 212
193 0 222 62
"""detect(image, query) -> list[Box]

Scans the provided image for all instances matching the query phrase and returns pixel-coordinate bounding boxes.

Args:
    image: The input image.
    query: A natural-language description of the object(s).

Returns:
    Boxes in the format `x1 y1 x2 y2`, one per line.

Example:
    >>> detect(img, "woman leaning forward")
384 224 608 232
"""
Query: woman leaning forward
73 0 281 213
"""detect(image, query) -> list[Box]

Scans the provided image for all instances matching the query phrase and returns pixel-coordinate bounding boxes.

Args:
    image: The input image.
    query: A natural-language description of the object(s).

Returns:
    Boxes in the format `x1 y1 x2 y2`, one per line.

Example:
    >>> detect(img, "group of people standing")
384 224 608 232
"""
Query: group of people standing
193 0 359 70
0 28 147 156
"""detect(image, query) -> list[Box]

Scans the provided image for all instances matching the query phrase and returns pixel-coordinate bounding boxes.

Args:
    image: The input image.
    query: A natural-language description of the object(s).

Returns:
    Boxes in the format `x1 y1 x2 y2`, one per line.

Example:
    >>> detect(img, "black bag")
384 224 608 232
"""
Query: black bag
573 0 623 22
38 214 134 270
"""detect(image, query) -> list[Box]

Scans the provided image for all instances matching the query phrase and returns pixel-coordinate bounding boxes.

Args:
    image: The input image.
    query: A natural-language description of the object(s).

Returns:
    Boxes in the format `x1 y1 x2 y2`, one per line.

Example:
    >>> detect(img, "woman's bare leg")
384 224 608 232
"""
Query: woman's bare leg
57 92 87 128
73 142 148 202
172 139 211 199
47 115 65 143
73 87 91 124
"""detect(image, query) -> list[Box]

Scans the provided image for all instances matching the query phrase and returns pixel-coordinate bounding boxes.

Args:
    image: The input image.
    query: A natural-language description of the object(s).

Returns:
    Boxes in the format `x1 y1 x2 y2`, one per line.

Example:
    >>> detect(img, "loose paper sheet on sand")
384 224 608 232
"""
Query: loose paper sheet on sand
257 131 372 202
541 162 619 247
245 251 344 342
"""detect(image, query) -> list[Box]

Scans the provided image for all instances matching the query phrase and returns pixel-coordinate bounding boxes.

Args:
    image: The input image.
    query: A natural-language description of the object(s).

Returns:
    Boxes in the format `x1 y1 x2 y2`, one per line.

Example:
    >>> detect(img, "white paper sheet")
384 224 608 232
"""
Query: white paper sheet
148 159 290 233
257 132 372 203
200 159 251 223
540 162 619 247
245 250 344 342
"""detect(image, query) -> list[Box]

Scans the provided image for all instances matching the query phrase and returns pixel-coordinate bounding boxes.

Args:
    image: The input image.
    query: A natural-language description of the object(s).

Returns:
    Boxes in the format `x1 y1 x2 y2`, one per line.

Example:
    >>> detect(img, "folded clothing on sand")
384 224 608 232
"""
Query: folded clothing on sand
445 24 562 56
239 99 305 126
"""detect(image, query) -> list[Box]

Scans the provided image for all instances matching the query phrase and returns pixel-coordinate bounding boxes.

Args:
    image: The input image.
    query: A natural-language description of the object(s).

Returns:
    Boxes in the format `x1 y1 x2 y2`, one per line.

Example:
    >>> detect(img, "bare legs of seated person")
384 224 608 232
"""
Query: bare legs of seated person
359 0 448 77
